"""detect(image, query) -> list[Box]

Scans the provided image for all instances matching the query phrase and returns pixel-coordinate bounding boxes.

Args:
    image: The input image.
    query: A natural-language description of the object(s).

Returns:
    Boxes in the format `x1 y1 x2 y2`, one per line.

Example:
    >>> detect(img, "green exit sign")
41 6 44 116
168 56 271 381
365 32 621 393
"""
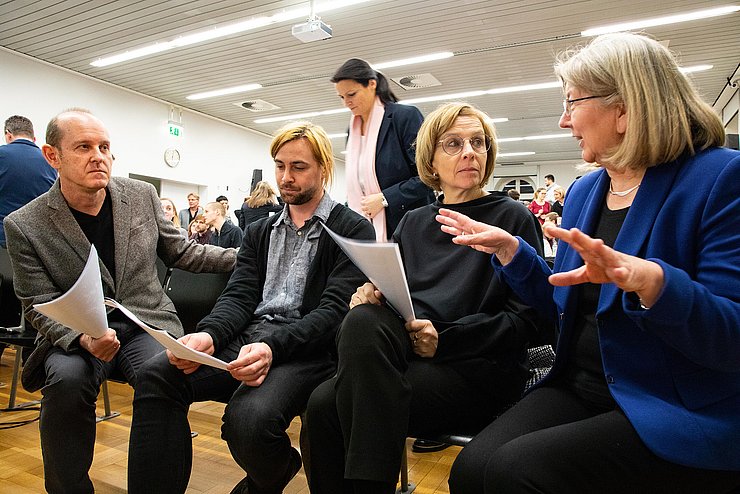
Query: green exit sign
168 121 183 137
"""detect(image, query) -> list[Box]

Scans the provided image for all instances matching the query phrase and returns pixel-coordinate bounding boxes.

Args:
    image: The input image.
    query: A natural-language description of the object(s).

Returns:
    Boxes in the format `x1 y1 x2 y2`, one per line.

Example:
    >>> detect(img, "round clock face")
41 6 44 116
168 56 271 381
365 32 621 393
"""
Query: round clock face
164 148 181 167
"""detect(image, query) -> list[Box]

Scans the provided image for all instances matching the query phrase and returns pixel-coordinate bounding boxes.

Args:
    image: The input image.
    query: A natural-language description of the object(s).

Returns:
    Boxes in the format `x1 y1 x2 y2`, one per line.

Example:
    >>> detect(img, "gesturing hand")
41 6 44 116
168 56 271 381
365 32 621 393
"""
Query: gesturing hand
545 225 664 307
436 208 520 265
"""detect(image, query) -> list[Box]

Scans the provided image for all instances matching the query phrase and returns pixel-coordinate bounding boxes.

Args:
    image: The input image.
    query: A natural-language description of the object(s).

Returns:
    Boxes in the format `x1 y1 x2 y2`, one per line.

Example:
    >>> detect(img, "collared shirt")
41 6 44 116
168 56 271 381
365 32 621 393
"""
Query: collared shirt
254 192 337 321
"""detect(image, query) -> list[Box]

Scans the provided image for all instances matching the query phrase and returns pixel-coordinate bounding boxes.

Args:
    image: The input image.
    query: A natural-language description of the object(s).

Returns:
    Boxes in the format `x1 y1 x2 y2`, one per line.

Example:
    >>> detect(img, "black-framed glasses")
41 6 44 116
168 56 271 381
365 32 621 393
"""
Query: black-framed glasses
437 135 491 156
562 95 608 116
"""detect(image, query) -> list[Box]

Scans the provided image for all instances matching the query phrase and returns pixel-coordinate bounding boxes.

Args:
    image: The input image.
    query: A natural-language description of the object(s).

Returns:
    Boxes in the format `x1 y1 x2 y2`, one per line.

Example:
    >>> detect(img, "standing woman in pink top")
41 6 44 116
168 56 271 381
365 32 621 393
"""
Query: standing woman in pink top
332 58 434 240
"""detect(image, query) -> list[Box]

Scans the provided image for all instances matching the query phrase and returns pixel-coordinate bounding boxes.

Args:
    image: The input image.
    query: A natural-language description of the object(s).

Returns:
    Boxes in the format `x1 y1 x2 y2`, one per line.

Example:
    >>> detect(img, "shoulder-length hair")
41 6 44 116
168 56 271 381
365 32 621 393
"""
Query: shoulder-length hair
270 121 334 189
416 102 498 192
247 181 279 208
160 197 181 227
330 58 399 105
555 32 724 170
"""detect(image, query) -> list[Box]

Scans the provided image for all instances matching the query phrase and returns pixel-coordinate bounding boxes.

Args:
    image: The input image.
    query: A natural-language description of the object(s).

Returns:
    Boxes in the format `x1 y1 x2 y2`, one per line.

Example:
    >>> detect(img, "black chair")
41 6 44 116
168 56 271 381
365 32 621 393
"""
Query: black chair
165 268 232 334
397 345 556 493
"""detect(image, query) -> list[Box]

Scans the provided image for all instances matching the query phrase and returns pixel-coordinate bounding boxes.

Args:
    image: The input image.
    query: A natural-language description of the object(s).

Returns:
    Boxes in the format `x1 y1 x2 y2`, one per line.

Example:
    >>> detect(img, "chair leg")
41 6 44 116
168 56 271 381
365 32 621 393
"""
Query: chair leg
396 441 416 493
96 380 120 422
5 344 40 410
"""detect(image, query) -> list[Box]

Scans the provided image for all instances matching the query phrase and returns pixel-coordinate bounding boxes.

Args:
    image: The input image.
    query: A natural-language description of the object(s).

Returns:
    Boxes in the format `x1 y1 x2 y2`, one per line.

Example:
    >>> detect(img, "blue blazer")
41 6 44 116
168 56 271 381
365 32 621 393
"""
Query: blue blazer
0 139 57 246
374 102 435 236
498 147 740 471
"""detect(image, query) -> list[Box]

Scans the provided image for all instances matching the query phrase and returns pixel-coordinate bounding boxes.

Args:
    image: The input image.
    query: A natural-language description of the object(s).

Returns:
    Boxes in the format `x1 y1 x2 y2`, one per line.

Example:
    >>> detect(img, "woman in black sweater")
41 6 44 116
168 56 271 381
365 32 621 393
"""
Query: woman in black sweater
305 102 551 493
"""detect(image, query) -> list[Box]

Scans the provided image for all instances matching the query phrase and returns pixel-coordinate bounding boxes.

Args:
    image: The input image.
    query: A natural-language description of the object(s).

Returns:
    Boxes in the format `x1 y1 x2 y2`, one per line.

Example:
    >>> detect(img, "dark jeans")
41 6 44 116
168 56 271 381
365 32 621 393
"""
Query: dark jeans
449 385 740 494
40 322 161 494
128 320 335 494
305 304 504 494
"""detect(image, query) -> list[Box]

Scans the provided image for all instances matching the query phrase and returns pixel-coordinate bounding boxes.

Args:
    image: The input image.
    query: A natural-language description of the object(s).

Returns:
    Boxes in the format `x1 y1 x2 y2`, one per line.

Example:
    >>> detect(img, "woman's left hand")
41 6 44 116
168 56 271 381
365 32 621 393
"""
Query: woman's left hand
405 319 438 358
361 193 385 219
545 225 664 307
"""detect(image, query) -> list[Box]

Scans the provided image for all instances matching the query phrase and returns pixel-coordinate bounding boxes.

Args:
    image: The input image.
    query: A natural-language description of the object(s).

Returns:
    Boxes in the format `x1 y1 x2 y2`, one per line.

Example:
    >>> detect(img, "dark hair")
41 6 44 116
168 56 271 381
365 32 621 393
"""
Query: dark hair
216 195 228 202
4 115 35 138
507 189 520 200
330 58 398 104
545 174 555 181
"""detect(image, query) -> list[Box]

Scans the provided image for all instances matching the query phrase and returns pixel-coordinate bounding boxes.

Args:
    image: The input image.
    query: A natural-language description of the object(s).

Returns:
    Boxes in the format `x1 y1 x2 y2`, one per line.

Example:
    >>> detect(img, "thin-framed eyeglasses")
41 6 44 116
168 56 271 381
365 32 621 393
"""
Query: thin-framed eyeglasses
437 135 492 156
562 95 608 116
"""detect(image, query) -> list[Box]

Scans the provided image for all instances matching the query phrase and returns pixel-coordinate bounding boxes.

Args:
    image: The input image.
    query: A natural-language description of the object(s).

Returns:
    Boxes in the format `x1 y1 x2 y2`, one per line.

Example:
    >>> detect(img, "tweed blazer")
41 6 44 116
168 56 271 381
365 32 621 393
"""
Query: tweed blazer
4 177 236 391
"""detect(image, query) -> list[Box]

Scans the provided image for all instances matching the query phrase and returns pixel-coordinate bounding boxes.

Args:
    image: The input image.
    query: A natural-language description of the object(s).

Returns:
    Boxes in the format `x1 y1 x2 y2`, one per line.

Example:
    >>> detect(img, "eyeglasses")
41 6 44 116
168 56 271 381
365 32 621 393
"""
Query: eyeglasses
437 135 491 156
562 95 608 116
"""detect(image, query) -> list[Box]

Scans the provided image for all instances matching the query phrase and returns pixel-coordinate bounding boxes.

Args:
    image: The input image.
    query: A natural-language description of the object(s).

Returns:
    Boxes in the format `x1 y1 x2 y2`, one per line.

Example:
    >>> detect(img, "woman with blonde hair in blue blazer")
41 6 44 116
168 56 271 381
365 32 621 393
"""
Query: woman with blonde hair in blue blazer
438 32 740 493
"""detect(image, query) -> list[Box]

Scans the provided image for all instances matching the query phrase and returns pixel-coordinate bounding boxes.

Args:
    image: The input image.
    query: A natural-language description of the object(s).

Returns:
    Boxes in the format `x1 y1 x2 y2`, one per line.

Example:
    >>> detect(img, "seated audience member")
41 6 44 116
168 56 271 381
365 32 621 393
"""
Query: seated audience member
551 185 566 217
127 121 374 494
527 186 550 224
178 192 202 227
305 102 549 494
204 200 243 249
541 212 559 257
188 214 211 245
1 114 58 248
506 189 520 202
160 197 187 236
238 180 283 231
3 108 236 494
438 32 740 493
216 194 235 224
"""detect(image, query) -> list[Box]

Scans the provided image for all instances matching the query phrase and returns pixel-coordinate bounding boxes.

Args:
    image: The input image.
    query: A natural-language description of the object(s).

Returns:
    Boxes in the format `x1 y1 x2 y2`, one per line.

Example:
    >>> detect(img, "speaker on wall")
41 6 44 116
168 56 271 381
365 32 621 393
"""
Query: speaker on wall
250 169 263 193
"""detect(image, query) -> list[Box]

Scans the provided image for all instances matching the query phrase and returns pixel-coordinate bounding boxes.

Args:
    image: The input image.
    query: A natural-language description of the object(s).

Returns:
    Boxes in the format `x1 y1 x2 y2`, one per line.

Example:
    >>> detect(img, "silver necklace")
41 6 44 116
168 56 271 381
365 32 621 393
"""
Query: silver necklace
609 181 640 197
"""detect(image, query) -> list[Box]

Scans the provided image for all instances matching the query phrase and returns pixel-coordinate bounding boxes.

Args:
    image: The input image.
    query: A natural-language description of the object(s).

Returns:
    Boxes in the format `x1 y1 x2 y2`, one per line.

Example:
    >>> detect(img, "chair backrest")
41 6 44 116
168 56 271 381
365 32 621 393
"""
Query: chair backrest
0 247 23 328
165 269 232 333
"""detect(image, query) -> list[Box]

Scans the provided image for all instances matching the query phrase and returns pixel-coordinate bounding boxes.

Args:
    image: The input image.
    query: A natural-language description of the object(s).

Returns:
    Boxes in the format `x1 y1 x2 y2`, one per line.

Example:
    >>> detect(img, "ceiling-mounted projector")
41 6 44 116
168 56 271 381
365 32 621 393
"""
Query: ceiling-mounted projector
292 19 332 42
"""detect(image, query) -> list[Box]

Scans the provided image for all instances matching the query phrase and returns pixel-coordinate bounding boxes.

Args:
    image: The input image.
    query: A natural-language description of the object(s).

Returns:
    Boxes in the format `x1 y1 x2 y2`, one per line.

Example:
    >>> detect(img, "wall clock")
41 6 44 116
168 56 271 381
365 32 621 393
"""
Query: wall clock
164 148 181 168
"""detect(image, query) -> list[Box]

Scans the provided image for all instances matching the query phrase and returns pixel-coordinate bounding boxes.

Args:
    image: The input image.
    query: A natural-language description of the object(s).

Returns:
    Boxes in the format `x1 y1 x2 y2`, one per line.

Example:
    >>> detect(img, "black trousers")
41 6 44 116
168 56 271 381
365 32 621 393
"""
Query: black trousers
305 304 504 493
449 384 740 493
127 320 335 494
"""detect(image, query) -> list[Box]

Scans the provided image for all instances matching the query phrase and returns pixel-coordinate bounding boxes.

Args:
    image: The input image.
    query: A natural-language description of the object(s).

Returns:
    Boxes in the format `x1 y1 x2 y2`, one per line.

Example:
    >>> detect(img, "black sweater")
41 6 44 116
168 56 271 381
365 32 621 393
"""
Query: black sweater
395 192 552 399
197 204 374 364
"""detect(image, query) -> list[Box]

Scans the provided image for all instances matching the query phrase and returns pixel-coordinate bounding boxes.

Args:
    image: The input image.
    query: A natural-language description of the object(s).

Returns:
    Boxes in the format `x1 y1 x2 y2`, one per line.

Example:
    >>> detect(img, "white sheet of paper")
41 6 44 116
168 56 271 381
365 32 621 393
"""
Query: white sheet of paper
103 298 229 370
322 222 416 322
33 245 108 338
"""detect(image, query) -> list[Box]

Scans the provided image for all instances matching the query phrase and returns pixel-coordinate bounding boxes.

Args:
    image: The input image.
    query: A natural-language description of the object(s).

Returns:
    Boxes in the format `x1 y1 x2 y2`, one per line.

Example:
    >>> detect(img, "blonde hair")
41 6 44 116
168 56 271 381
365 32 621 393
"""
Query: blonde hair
553 186 566 201
160 197 181 227
247 181 279 208
270 121 334 189
555 32 724 170
206 201 226 217
416 102 498 192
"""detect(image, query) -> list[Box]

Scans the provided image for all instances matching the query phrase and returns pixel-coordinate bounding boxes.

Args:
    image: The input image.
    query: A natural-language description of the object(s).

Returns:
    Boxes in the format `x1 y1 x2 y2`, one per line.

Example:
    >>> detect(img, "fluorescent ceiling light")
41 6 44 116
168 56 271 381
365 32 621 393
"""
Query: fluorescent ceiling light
489 118 509 123
328 133 349 139
187 84 262 100
680 64 713 74
254 108 349 124
498 152 536 157
581 6 740 37
487 81 561 94
372 52 454 70
90 0 373 67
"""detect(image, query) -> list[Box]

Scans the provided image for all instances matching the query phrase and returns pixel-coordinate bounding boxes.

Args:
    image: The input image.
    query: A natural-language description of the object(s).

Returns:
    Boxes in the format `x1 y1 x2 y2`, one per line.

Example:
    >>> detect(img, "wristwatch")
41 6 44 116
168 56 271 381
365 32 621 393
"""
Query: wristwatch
381 195 389 208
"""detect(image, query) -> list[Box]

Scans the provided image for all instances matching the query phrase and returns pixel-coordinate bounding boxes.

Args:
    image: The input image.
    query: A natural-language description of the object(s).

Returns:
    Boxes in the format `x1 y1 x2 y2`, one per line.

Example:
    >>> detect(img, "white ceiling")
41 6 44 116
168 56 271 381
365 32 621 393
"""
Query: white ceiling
2 0 738 165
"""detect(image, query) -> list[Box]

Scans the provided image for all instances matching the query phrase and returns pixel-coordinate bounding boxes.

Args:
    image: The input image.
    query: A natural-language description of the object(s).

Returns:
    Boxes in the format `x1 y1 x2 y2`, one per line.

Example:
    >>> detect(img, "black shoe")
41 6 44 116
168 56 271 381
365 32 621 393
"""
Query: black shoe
411 439 450 453
230 477 249 494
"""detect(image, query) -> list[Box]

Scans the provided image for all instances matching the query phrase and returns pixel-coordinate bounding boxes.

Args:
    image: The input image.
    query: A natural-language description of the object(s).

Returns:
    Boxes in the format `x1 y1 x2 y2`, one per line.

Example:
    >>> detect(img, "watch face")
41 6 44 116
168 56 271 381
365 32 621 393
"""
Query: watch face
164 148 181 167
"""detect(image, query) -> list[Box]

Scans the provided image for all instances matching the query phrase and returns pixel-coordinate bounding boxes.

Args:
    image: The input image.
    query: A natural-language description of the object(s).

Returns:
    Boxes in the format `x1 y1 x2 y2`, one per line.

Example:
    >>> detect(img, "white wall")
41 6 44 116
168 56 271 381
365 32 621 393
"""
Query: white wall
0 48 337 213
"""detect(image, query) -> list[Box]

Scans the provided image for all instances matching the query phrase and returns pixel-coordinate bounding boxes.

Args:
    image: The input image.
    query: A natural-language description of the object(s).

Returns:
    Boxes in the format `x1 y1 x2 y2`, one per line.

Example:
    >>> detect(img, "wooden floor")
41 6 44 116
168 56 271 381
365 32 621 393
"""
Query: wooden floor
0 347 461 493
